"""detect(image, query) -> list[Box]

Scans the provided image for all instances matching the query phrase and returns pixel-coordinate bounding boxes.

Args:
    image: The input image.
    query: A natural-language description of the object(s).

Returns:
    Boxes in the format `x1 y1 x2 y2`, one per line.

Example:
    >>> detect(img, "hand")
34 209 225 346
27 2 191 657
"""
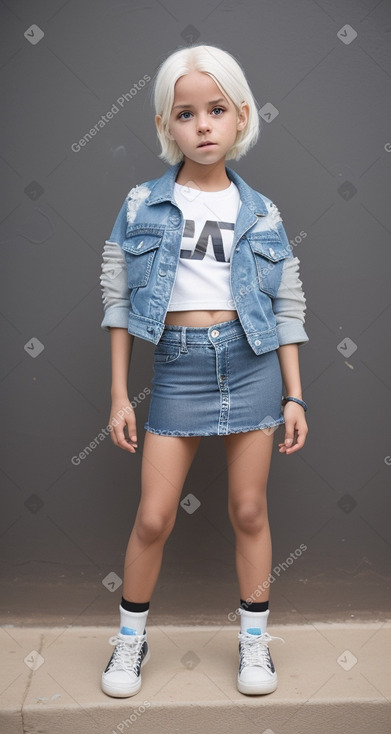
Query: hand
109 398 138 453
278 401 308 455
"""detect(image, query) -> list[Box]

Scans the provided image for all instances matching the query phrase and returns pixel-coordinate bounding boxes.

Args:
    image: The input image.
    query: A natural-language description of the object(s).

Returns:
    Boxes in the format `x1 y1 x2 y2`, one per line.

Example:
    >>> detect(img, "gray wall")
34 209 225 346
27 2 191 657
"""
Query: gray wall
1 0 390 626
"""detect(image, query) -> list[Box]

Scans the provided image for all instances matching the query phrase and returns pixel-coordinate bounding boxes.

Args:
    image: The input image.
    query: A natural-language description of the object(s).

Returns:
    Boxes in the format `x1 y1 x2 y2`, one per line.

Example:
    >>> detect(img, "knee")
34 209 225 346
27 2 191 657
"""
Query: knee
229 497 267 535
135 508 175 545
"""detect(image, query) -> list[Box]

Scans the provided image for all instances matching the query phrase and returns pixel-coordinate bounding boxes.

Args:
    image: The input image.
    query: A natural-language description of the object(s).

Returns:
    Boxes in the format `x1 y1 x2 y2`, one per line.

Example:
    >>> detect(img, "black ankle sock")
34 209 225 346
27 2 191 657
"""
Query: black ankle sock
240 598 269 613
120 597 150 613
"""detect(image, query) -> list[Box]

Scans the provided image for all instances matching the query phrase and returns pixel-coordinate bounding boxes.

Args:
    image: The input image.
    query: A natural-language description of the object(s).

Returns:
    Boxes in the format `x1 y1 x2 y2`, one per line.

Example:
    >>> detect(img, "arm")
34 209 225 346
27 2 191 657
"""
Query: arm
109 327 138 453
267 202 309 454
110 327 134 400
100 240 137 452
100 241 130 331
100 197 139 453
276 343 308 455
273 257 309 455
273 256 309 347
100 194 130 331
277 343 303 398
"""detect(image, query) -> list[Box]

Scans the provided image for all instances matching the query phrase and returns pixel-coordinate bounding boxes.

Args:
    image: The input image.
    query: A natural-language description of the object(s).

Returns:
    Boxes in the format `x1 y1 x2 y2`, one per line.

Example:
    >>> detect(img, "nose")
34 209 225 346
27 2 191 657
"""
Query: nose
197 114 211 133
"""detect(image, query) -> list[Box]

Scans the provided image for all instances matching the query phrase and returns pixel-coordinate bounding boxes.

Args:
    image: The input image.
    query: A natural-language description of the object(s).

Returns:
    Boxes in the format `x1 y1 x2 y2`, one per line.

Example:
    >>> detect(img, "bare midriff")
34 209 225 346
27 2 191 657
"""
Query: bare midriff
165 309 238 327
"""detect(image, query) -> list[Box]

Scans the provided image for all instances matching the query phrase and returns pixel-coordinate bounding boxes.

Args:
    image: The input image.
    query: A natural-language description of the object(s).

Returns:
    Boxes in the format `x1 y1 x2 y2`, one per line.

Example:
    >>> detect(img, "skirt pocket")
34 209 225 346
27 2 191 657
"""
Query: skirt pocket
153 341 182 363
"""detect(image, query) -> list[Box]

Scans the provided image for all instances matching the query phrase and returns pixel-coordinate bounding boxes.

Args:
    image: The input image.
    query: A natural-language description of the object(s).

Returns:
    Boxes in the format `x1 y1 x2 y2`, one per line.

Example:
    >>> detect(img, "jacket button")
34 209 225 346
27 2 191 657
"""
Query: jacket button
137 241 144 249
254 339 261 346
159 269 166 277
147 326 154 334
269 247 275 257
211 329 220 338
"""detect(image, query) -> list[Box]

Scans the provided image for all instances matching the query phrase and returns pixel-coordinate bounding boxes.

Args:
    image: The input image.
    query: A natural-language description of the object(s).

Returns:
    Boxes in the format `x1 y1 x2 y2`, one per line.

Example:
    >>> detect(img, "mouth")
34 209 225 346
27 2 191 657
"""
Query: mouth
197 142 216 148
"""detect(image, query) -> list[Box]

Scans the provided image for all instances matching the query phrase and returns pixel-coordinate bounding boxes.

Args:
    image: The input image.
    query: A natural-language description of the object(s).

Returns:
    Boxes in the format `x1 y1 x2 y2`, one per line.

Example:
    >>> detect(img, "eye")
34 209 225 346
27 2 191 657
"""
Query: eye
211 107 224 115
178 111 193 120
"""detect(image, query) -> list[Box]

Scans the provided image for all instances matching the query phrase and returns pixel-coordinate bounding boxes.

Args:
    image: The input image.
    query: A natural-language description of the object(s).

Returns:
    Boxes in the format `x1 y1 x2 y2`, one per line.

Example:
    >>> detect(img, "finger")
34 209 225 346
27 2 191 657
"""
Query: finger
283 421 296 449
124 413 138 445
118 422 138 452
284 425 307 454
278 427 299 454
110 420 137 453
285 437 301 454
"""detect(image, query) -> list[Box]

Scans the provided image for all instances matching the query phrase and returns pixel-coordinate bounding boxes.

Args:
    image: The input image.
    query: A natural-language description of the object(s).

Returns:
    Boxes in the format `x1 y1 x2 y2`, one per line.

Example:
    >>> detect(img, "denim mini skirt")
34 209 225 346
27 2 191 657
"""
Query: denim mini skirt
144 317 285 437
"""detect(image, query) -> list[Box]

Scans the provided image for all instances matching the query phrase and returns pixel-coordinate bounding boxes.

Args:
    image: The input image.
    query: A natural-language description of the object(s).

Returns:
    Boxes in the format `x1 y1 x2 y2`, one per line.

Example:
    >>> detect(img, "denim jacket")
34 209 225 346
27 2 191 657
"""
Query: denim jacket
100 162 309 355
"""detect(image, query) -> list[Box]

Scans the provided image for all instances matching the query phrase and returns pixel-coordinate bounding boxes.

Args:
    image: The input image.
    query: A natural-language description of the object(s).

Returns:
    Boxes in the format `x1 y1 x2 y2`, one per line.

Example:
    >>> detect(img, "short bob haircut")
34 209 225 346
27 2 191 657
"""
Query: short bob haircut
152 44 260 165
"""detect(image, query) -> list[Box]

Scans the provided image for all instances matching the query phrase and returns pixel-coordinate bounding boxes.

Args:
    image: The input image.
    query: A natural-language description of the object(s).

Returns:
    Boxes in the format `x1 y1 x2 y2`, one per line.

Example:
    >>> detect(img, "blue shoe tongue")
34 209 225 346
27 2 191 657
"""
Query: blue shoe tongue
120 626 137 635
247 627 262 635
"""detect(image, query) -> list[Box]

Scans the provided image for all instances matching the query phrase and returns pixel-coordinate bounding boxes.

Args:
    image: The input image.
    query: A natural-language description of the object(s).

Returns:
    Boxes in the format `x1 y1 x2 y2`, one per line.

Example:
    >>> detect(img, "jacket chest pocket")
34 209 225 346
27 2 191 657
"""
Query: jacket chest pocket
247 233 289 297
122 233 162 288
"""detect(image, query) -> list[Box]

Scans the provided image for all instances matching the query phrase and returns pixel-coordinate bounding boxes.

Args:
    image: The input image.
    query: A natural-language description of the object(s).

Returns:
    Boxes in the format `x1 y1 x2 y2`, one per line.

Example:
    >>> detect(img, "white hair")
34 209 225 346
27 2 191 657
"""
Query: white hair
152 44 260 165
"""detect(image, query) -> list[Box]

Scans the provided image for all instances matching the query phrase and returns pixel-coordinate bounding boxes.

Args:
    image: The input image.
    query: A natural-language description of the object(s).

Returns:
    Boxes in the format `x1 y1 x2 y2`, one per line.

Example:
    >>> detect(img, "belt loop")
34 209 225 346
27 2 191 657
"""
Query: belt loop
180 326 188 353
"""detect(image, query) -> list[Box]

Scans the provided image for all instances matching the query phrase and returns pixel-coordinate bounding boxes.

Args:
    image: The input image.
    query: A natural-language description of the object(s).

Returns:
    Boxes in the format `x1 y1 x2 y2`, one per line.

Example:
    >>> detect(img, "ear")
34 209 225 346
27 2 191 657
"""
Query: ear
156 114 174 140
237 102 249 131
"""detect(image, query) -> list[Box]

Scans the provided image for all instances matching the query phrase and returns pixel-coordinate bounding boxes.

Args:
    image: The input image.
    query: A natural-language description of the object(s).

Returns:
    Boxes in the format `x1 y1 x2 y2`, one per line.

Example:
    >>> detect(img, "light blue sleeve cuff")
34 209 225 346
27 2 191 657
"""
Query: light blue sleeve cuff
100 305 129 332
276 320 309 347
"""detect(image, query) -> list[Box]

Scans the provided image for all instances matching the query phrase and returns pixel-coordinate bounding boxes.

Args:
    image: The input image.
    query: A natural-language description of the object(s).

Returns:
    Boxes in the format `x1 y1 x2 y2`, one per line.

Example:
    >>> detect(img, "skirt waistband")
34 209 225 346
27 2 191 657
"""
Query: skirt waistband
161 317 244 346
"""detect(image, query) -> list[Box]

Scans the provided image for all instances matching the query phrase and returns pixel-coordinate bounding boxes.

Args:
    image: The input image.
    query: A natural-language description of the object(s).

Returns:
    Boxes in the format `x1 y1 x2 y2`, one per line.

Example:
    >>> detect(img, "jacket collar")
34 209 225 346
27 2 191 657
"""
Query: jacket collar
145 161 269 217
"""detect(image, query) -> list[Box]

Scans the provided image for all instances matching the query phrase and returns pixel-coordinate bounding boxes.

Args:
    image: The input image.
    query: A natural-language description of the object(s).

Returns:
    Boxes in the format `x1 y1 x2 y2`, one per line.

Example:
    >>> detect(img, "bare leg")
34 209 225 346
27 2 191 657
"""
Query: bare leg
224 430 274 602
123 432 201 601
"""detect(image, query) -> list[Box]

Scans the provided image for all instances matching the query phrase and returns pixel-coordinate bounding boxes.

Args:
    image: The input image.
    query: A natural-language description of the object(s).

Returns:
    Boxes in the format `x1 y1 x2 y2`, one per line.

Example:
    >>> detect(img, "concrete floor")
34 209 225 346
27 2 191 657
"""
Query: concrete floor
1 623 390 734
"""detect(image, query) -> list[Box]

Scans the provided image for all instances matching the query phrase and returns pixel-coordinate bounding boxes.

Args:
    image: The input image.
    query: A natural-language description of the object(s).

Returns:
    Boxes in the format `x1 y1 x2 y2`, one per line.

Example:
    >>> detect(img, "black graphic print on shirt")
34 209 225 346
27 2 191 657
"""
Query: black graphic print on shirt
180 219 235 262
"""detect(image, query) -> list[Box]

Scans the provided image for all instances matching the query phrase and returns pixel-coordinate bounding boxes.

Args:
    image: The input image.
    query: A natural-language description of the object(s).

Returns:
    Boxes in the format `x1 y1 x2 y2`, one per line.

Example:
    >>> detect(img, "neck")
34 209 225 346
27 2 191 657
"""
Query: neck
175 158 231 191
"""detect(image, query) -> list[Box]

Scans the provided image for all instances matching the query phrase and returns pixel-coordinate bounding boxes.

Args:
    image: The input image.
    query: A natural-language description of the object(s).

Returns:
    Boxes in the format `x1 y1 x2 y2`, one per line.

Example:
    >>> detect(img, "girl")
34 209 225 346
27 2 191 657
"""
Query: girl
99 43 309 698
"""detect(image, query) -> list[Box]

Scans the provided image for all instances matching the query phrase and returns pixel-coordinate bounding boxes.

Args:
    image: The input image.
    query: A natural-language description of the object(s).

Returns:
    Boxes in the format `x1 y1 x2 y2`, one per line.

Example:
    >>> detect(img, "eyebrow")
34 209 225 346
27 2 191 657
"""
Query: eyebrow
172 98 227 111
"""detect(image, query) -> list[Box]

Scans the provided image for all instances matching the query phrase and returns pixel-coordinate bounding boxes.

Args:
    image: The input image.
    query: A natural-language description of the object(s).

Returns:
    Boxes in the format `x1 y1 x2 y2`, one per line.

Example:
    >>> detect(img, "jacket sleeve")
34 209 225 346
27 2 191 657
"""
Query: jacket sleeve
273 255 309 346
269 202 309 347
99 197 129 331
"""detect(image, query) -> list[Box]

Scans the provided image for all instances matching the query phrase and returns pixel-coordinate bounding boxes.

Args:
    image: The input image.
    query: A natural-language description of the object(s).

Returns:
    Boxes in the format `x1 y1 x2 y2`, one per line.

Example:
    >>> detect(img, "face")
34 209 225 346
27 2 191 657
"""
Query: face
157 70 249 165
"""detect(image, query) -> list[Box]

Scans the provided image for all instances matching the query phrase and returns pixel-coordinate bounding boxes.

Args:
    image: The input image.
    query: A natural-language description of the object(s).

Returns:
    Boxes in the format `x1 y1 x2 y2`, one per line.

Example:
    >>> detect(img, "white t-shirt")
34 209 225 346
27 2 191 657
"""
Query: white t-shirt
167 181 242 311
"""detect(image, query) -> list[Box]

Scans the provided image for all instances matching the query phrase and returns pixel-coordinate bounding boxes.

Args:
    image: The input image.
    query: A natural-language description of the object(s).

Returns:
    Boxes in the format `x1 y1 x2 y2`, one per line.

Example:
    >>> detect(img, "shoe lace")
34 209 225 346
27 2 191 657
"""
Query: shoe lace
107 633 146 674
238 631 284 667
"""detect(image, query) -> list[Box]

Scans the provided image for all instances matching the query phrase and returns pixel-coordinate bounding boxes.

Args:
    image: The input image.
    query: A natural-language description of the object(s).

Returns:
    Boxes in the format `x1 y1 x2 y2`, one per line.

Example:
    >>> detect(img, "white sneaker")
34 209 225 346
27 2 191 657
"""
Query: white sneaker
237 630 284 695
101 626 150 697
